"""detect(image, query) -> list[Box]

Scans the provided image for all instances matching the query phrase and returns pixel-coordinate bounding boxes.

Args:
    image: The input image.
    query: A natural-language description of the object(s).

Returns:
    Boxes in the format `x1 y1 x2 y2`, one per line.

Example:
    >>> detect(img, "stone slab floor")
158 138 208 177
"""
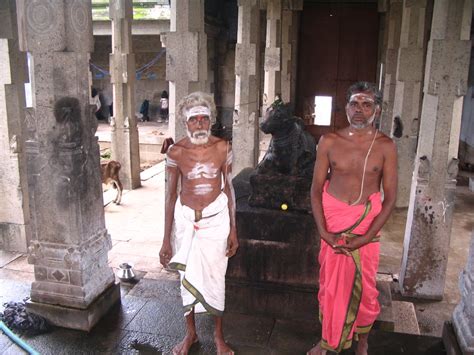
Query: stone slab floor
0 164 472 354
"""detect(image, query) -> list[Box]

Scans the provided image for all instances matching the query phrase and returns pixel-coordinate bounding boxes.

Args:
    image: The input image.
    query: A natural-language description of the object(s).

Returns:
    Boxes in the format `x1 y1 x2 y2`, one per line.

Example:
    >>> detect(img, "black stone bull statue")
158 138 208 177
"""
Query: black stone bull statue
256 102 316 178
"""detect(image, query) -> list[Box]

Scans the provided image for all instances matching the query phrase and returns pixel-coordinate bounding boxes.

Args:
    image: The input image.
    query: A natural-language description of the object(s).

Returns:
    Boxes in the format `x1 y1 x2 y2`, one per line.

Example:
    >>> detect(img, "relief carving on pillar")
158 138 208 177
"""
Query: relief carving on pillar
64 247 81 269
25 1 60 34
418 155 430 180
109 116 116 131
27 240 43 264
447 158 459 180
53 97 83 148
68 0 89 35
19 0 65 52
9 135 18 153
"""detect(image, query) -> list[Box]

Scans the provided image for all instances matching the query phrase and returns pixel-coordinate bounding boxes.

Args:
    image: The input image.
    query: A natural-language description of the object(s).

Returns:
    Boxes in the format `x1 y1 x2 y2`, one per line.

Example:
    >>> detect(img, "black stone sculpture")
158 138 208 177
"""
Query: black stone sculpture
249 101 316 211
256 101 316 177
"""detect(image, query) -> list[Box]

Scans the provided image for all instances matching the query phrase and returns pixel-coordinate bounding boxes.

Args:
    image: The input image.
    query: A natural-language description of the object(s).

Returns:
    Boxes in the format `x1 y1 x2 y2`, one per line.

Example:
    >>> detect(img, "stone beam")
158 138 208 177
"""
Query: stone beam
164 0 208 141
392 0 429 207
16 0 119 330
399 0 472 300
109 0 141 190
0 0 30 252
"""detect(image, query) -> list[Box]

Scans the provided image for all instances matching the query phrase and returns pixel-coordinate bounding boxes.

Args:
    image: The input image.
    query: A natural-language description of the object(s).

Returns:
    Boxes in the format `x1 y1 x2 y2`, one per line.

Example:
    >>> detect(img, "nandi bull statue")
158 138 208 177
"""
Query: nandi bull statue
249 100 316 211
256 100 316 177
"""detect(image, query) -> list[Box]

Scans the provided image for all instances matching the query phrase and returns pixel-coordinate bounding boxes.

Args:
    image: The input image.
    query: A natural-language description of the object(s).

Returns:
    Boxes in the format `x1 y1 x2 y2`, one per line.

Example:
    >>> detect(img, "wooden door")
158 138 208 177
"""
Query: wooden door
296 3 380 138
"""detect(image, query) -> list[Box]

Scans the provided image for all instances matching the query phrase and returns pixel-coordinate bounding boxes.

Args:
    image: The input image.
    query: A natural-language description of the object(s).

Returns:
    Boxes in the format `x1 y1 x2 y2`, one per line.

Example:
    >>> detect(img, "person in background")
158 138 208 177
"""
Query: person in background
160 90 169 123
91 88 101 120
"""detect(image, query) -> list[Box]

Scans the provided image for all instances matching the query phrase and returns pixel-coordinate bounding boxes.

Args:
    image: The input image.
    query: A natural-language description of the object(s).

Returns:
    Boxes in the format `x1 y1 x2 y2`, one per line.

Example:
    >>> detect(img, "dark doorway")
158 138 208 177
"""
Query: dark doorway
296 3 380 138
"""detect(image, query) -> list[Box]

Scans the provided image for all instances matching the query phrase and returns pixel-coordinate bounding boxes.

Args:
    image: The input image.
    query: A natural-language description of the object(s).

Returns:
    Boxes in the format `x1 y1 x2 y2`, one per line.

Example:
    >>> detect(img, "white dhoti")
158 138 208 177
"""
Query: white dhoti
169 192 230 316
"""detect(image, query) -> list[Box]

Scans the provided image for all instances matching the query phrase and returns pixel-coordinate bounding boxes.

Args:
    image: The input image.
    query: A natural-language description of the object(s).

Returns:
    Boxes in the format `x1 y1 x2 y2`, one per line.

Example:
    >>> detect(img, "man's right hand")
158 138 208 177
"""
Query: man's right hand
159 243 172 267
320 232 338 249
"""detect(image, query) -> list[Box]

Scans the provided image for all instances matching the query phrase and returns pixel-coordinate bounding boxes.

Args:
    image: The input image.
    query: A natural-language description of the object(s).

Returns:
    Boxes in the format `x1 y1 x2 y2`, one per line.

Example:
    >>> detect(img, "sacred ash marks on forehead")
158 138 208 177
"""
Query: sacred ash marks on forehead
186 105 211 121
349 93 375 103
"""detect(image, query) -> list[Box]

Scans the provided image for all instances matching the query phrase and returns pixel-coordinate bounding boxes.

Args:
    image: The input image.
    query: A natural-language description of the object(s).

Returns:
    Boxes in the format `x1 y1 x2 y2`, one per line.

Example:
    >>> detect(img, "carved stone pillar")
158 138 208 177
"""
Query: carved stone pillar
263 0 282 111
163 0 208 141
0 0 30 252
399 0 472 299
280 0 302 104
392 0 430 207
109 0 141 190
379 0 403 136
233 0 262 175
16 0 119 330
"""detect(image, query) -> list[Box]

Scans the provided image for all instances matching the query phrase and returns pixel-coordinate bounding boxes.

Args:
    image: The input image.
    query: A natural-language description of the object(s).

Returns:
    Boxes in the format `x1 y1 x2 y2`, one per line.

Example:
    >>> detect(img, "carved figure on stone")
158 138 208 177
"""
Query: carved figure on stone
256 101 316 178
447 158 459 180
418 155 430 179
53 97 83 147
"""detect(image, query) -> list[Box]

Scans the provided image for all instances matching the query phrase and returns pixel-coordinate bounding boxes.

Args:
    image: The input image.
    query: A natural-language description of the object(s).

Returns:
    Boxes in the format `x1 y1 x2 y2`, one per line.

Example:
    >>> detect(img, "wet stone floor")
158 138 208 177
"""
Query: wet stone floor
1 275 446 355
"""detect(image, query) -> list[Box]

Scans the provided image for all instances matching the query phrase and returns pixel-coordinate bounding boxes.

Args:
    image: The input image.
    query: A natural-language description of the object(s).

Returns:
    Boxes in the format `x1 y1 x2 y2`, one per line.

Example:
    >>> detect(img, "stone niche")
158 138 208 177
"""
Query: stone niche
226 168 319 320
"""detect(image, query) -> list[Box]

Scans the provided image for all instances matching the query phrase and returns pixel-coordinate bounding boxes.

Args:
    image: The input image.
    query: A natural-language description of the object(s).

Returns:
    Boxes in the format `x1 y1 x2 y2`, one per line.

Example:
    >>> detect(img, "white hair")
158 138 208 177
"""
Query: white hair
177 91 217 125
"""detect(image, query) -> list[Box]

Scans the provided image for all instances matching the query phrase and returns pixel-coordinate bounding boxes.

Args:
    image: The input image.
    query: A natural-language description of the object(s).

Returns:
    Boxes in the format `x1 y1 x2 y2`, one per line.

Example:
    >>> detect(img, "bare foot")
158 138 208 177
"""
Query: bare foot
356 342 368 355
356 334 368 355
306 341 327 355
214 334 234 355
172 333 198 355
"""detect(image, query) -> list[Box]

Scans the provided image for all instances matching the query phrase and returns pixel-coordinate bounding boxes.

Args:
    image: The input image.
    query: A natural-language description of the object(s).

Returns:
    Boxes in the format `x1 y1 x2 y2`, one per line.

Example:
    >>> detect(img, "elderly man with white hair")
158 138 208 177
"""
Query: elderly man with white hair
159 92 238 355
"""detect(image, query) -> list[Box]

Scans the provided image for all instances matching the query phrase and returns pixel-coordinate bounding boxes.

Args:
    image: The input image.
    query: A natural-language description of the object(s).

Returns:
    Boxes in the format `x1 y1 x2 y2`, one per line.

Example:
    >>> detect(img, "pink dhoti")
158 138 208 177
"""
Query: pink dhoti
319 181 382 352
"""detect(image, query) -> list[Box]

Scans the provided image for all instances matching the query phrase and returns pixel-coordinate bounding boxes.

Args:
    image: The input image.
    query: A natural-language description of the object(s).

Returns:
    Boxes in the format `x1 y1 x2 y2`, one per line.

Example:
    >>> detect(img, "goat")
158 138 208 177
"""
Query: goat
101 160 123 204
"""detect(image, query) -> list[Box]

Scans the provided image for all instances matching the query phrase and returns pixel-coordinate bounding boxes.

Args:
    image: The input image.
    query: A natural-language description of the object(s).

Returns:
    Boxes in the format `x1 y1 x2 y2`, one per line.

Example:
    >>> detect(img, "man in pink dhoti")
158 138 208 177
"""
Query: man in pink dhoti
308 82 398 355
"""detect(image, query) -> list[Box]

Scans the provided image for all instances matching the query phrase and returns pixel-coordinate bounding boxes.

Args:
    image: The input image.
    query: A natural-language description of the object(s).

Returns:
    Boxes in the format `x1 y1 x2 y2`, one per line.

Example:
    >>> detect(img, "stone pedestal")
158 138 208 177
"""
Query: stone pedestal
452 229 474 353
249 173 312 211
227 169 319 319
379 0 403 136
0 0 30 252
16 0 118 330
109 0 141 190
392 0 430 207
164 0 208 141
399 0 472 299
233 0 262 175
263 0 282 111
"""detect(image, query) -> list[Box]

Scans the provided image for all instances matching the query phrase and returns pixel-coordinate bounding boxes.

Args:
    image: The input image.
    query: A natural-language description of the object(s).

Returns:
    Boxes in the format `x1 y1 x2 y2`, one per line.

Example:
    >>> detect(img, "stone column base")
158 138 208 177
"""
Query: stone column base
27 282 120 331
442 321 464 355
453 305 474 353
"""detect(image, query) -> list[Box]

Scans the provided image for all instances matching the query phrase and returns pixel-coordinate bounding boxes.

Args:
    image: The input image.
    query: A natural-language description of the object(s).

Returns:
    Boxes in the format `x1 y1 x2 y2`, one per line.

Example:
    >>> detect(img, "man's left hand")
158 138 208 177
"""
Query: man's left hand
226 232 239 257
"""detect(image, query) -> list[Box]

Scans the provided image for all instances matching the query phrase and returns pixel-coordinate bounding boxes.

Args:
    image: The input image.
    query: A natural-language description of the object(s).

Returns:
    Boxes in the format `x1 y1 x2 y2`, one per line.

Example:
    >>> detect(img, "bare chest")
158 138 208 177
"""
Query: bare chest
329 143 383 175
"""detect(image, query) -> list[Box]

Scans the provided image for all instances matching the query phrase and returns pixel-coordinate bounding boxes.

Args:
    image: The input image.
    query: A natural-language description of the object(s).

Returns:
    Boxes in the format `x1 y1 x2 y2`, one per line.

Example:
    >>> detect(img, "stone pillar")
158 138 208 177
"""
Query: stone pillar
399 0 472 300
0 0 30 252
392 0 430 207
109 0 141 190
263 0 282 111
280 0 302 104
233 0 262 175
163 0 208 141
379 0 403 135
17 0 119 330
453 229 474 353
